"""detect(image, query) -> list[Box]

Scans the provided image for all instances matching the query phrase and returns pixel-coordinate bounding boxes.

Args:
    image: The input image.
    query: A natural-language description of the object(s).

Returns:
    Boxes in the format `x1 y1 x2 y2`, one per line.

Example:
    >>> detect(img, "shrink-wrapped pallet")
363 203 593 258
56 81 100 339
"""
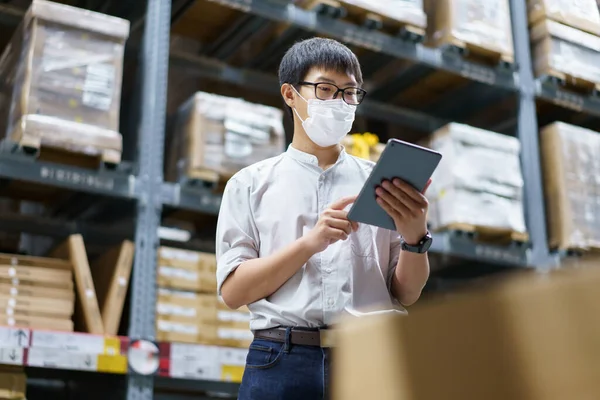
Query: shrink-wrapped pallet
528 0 600 35
0 0 129 163
530 18 600 90
428 123 526 234
424 0 514 63
540 122 600 251
167 92 285 183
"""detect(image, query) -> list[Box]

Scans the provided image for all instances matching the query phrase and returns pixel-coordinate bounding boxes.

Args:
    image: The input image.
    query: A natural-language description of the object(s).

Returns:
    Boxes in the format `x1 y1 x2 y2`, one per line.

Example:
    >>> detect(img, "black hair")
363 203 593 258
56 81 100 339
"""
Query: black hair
278 37 363 119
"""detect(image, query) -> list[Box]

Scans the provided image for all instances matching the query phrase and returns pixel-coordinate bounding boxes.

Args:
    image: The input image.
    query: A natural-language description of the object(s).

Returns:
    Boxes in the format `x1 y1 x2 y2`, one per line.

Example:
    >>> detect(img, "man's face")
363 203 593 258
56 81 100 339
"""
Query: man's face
290 67 359 123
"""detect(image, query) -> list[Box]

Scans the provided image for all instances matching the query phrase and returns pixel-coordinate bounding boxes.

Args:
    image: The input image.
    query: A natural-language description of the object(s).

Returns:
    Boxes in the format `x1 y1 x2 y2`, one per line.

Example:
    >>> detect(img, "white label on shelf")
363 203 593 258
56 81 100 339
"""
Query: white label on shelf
5 308 13 316
157 320 198 335
0 347 24 365
169 357 220 380
31 331 105 354
159 247 200 263
82 63 114 111
27 348 98 371
9 287 17 296
7 267 15 277
217 328 253 341
156 302 196 318
159 266 198 281
217 311 251 323
0 327 30 347
169 343 217 361
219 347 248 366
7 298 16 308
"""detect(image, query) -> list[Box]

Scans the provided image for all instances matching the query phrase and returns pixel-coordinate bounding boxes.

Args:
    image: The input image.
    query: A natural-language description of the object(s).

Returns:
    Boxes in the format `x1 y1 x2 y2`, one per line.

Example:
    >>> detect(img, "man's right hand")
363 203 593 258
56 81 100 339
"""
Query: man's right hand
304 195 359 253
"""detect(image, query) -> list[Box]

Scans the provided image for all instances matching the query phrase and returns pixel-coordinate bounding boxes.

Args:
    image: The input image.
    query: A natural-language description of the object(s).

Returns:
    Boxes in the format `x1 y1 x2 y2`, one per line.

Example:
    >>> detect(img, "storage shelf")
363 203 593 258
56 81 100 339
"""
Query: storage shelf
536 79 600 116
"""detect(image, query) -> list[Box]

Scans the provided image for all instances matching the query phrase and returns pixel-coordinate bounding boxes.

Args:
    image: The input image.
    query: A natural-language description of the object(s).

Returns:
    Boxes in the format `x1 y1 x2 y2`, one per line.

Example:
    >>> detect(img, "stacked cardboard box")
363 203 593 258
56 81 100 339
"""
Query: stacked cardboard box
540 122 600 250
333 258 600 400
0 0 129 164
0 367 26 400
427 123 526 234
155 246 252 348
529 0 600 88
424 0 514 63
167 92 285 184
0 253 75 332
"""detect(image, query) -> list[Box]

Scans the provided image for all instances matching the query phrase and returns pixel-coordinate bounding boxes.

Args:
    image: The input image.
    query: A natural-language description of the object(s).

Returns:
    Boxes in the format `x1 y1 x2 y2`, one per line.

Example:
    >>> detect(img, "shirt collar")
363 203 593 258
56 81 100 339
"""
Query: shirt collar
286 144 347 166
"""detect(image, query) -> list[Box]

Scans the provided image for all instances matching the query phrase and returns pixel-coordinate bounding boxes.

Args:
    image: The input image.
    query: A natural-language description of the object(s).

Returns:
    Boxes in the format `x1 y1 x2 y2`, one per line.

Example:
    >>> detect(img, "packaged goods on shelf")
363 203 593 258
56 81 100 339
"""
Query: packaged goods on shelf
167 92 285 184
427 123 526 234
157 246 218 293
342 132 385 162
530 18 600 90
333 261 600 400
424 0 514 63
528 0 600 35
156 289 252 348
540 122 600 251
0 252 76 332
0 0 129 164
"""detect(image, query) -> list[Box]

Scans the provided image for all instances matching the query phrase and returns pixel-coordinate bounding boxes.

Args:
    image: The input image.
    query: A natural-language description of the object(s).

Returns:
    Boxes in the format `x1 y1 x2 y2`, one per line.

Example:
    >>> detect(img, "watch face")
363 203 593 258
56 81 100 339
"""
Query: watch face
421 236 433 252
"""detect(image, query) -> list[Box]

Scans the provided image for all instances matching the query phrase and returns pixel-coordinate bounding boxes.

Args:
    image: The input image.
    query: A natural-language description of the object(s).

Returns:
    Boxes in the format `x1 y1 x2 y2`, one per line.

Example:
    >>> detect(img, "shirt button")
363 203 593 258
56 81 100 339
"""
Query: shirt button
325 267 332 274
327 298 334 306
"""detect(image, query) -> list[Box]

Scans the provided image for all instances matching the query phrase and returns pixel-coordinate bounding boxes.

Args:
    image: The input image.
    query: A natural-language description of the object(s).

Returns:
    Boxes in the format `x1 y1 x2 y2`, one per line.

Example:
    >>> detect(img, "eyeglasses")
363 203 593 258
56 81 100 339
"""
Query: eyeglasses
298 81 367 105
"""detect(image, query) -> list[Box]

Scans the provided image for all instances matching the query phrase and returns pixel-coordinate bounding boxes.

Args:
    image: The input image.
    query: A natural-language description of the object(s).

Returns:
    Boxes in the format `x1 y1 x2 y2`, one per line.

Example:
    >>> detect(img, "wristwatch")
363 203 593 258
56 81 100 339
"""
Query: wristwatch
401 231 433 254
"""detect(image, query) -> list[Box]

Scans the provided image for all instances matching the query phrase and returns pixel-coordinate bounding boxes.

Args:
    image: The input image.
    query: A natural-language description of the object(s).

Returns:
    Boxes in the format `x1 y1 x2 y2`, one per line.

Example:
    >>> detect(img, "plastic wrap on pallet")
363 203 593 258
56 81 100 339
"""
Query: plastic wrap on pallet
0 0 129 153
167 92 285 182
531 19 600 87
342 0 427 28
540 122 600 251
528 0 600 35
427 123 526 233
425 0 514 60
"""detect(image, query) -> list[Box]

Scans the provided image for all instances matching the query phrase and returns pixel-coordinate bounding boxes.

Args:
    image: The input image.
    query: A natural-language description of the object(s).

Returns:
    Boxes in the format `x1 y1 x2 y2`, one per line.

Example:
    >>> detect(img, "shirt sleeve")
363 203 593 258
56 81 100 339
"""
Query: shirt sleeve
215 175 259 295
387 230 402 292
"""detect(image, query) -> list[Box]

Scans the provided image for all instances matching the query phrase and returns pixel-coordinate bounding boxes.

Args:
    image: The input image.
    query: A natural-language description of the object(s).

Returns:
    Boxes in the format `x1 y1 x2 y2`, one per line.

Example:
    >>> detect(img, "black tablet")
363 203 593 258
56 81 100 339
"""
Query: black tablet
347 139 442 231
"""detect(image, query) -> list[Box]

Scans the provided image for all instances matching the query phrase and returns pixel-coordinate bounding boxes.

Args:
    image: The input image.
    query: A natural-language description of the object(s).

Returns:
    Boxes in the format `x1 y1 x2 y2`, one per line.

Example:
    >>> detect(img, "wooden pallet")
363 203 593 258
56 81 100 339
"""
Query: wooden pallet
10 135 121 170
439 38 514 68
298 0 426 42
436 223 529 245
179 168 234 193
539 68 600 96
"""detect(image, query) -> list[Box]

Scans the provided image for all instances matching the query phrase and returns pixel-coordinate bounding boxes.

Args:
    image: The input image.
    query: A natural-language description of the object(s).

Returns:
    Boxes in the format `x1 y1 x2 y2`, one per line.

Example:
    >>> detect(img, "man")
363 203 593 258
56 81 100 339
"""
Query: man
216 37 432 400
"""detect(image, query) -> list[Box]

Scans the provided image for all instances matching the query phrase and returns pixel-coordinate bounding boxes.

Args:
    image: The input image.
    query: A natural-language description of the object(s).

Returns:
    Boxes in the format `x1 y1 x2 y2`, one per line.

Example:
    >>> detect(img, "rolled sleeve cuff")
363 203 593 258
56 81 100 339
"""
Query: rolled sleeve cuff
216 245 256 295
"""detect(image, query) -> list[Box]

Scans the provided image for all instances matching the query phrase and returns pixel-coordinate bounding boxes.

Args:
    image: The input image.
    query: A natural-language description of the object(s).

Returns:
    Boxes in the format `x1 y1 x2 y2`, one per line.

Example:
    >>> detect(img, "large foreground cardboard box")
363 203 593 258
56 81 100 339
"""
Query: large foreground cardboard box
333 262 600 400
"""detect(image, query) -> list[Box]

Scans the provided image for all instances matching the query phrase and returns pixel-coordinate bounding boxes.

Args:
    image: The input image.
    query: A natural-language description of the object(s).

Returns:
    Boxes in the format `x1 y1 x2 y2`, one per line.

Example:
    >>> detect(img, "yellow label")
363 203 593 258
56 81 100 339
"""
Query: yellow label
221 365 245 383
97 355 128 374
69 99 78 108
103 337 121 355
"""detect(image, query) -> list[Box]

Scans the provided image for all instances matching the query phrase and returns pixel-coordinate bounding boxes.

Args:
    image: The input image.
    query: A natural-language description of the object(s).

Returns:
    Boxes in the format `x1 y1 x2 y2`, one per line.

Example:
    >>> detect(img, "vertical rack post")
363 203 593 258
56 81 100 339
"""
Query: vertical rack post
127 0 171 398
508 0 552 267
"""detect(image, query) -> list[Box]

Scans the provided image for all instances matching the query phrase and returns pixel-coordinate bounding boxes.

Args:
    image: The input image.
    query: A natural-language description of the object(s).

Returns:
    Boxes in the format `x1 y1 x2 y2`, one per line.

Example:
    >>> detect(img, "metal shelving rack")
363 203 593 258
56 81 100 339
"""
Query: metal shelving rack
0 0 595 398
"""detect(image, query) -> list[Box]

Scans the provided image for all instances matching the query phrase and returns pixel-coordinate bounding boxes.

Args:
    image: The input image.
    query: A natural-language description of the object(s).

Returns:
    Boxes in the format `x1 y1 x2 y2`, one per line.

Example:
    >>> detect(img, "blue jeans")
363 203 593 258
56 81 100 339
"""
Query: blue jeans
238 328 331 400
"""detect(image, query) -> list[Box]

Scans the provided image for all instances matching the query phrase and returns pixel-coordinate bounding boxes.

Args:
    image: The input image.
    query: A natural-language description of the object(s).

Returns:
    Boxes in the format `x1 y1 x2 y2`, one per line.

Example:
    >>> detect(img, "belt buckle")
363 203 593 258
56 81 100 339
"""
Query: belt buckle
319 328 335 348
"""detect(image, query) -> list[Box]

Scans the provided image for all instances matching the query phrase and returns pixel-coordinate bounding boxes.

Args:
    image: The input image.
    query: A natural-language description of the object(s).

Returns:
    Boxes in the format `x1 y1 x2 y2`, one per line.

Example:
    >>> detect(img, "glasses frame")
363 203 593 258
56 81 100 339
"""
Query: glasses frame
297 81 367 105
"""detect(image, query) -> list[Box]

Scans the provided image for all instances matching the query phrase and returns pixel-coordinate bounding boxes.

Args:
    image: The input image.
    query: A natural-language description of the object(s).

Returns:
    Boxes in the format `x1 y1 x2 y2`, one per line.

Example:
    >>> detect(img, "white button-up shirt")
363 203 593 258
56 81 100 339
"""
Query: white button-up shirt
216 145 406 331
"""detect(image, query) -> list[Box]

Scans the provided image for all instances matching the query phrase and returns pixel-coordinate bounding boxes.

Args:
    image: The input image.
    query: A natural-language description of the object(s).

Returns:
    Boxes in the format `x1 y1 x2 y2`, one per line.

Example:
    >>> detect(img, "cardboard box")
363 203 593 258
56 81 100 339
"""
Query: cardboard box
0 313 74 332
156 318 252 348
90 240 134 335
530 18 600 87
157 247 218 293
166 92 285 183
332 263 600 400
0 0 129 160
540 122 600 250
428 123 526 233
0 370 26 400
0 295 73 319
0 283 74 301
0 265 73 290
424 0 514 61
528 0 600 35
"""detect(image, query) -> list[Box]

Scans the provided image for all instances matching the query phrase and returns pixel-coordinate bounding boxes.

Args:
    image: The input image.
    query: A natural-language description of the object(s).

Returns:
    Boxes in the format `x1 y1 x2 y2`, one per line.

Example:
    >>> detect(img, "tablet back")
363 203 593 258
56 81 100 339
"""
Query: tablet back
348 139 442 231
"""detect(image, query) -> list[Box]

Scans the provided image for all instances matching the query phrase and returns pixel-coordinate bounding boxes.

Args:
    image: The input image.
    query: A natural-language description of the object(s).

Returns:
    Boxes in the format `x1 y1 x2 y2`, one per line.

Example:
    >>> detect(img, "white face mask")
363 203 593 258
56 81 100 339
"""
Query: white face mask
292 87 356 147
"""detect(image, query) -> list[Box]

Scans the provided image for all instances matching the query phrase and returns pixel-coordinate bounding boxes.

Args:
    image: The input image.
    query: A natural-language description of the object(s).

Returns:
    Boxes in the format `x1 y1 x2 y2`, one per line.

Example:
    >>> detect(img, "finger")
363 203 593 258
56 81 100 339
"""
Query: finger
323 210 349 220
326 227 348 242
382 180 422 211
376 196 401 220
422 178 432 195
376 185 412 217
330 195 358 211
391 179 428 206
326 217 353 235
350 221 359 232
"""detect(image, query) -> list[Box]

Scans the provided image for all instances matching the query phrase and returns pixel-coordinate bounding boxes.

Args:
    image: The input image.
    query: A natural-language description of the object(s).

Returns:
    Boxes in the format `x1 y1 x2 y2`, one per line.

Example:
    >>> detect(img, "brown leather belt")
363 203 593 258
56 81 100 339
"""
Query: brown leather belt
253 327 335 348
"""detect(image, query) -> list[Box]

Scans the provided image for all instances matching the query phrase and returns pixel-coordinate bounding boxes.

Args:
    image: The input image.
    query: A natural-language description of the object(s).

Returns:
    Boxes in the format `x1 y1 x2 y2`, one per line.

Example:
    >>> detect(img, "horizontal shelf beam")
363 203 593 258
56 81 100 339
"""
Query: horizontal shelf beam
207 0 517 89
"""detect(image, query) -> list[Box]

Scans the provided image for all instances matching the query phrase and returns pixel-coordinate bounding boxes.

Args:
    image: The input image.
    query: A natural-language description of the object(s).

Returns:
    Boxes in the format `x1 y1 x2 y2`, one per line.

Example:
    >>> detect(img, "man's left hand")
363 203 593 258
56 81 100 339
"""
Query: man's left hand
375 178 432 244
